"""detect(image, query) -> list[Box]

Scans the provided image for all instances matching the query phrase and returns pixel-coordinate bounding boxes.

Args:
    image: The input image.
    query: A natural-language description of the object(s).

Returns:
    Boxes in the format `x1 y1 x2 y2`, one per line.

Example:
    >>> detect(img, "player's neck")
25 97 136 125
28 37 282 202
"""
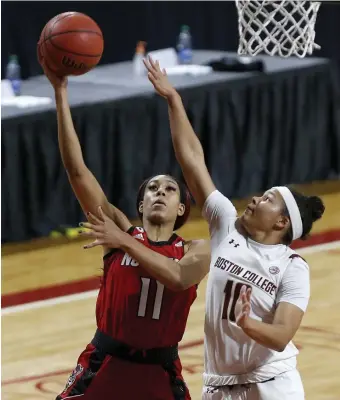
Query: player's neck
238 221 283 245
248 230 283 246
142 220 175 242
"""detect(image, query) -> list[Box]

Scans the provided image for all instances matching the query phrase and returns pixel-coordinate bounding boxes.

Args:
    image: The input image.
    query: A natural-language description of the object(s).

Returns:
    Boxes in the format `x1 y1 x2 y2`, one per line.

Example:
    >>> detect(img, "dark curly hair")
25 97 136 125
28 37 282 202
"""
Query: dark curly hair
136 175 191 231
283 189 325 244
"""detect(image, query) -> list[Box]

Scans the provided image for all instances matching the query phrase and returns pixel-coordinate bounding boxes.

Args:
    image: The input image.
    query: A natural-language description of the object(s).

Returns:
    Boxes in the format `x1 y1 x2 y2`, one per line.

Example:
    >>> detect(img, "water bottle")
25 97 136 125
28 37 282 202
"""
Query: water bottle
177 25 193 65
6 54 21 96
133 41 146 76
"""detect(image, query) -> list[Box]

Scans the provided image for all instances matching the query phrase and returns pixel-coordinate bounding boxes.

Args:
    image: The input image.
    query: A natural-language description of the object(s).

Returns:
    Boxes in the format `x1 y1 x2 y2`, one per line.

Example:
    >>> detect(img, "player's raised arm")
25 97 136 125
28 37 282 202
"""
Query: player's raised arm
144 57 237 248
119 235 209 291
143 57 215 209
80 208 210 291
38 56 131 233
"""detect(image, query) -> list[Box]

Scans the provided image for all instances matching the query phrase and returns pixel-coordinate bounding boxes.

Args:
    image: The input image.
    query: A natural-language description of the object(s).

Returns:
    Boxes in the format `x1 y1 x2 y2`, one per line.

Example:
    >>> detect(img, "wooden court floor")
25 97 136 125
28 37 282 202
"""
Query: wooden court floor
2 181 340 400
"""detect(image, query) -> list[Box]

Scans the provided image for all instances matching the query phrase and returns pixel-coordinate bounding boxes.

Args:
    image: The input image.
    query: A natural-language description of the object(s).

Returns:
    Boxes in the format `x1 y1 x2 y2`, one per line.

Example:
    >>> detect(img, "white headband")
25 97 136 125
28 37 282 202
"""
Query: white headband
272 186 303 240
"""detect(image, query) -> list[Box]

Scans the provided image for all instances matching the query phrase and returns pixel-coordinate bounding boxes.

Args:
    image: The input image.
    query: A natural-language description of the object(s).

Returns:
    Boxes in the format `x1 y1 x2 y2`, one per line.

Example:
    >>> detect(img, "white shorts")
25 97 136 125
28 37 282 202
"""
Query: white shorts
202 368 304 400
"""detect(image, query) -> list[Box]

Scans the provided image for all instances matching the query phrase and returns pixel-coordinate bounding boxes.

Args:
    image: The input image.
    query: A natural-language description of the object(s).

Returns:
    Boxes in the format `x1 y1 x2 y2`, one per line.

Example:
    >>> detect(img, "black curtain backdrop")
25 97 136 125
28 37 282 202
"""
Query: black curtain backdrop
2 1 340 80
2 63 340 243
2 1 340 243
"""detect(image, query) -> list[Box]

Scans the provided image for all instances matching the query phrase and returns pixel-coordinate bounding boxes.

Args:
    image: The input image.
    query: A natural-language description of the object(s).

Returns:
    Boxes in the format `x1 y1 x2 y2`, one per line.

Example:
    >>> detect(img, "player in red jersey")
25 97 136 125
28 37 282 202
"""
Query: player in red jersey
38 55 210 400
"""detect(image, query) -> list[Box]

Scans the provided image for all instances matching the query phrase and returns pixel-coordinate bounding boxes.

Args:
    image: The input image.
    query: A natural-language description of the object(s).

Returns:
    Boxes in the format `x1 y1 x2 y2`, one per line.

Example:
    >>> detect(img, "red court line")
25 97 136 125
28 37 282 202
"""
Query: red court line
291 229 340 249
1 368 72 386
1 277 101 308
2 229 340 309
1 339 204 386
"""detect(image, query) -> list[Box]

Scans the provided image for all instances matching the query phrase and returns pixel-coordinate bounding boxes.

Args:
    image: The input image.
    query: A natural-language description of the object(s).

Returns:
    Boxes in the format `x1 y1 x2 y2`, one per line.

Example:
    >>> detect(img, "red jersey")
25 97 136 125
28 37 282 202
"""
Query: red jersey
96 226 197 349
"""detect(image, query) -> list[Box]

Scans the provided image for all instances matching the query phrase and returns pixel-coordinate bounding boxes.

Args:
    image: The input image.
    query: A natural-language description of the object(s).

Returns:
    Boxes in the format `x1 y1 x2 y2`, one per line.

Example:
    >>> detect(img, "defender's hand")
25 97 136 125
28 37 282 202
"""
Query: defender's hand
235 285 252 329
143 56 177 100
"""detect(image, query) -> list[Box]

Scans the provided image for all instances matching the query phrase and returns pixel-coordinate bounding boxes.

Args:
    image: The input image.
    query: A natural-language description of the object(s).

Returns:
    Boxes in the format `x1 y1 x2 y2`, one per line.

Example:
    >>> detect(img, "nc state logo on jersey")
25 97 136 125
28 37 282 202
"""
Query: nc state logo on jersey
121 253 139 267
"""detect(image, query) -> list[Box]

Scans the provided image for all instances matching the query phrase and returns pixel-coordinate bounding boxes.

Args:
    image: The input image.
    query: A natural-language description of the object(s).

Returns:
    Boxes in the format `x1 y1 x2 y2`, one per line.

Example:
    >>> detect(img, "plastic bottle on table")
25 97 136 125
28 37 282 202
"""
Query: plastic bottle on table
6 54 21 96
133 41 147 76
177 25 193 65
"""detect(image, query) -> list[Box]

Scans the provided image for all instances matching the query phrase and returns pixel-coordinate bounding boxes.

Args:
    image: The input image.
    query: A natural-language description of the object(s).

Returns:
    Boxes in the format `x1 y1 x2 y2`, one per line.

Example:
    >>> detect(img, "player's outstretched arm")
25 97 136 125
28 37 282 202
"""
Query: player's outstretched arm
237 295 304 352
235 257 309 352
38 55 131 233
120 236 210 291
80 207 210 291
143 57 216 209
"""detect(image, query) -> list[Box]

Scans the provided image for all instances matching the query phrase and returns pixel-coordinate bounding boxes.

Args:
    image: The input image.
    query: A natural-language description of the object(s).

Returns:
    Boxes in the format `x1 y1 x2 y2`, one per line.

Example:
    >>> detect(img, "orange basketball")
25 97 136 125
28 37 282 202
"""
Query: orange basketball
38 12 104 76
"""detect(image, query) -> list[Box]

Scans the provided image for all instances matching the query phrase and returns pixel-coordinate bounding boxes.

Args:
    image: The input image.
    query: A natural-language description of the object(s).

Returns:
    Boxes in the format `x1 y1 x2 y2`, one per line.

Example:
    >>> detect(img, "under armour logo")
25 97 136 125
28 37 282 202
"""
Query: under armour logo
229 239 240 248
204 386 218 393
205 386 218 394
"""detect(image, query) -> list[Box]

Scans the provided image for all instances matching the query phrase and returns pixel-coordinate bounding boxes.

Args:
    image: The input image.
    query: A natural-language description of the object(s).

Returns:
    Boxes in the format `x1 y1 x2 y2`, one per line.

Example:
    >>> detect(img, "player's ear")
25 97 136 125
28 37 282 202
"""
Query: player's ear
138 201 143 214
273 214 289 231
177 203 185 217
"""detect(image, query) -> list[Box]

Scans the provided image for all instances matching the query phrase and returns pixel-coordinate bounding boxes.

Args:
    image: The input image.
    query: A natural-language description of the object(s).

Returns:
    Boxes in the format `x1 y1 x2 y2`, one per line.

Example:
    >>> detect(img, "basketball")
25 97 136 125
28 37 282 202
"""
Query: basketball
38 12 104 76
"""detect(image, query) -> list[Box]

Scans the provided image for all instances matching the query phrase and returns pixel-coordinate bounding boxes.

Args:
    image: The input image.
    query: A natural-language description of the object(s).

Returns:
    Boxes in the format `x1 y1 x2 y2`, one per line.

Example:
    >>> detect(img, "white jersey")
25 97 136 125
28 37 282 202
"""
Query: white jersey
202 190 310 386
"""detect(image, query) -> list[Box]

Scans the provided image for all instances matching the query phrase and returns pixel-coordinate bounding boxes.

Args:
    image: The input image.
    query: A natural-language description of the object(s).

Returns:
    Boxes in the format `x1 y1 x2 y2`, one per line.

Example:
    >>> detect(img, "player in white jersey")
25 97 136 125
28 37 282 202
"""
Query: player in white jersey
143 57 325 400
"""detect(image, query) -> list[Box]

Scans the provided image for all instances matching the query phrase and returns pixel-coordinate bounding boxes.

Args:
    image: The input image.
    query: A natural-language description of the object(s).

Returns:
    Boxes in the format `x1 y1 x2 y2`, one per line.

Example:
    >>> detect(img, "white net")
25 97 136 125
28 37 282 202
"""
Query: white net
235 0 321 58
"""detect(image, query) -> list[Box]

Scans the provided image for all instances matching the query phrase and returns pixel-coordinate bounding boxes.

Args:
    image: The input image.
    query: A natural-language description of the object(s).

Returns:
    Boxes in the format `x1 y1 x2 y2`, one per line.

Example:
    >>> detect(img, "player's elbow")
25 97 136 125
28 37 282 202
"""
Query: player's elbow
274 342 287 352
159 268 187 292
273 337 291 352
66 164 87 178
177 282 195 291
166 275 194 292
166 261 202 291
174 143 204 171
168 278 189 292
161 281 184 292
169 283 185 292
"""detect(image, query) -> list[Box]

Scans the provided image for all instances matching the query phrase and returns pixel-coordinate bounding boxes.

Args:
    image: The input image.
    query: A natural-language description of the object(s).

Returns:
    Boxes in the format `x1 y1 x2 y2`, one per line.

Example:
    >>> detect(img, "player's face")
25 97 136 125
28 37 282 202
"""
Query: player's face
139 175 185 227
241 189 288 233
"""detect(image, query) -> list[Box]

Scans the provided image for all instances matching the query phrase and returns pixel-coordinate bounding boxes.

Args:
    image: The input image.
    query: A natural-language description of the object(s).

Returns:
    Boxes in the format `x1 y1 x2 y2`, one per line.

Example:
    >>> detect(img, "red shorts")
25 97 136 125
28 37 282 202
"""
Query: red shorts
56 344 191 400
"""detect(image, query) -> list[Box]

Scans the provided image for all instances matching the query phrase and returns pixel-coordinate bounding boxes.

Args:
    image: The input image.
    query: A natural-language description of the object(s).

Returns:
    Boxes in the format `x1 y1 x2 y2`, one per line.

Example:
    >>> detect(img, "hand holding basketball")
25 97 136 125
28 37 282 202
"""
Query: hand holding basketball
143 56 177 99
38 12 104 77
38 48 68 90
235 286 252 328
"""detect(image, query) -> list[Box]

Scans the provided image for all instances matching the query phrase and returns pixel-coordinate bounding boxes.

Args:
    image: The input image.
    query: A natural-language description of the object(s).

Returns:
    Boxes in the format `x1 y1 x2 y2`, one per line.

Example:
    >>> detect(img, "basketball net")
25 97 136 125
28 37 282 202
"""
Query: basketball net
235 0 321 58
